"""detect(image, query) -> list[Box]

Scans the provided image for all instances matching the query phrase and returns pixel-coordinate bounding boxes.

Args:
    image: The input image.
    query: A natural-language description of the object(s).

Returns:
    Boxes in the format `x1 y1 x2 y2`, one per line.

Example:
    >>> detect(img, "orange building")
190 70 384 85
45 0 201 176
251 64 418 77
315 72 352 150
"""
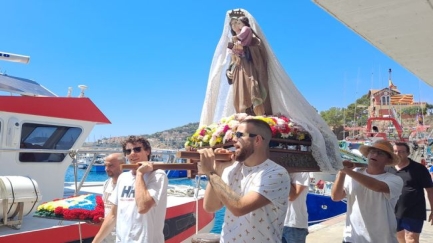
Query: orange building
367 69 426 119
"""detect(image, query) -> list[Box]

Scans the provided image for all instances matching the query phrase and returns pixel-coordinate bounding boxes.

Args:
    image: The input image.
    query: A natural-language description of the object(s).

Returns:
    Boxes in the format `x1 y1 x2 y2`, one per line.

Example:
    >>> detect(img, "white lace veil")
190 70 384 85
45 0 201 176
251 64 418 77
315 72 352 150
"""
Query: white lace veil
199 9 342 172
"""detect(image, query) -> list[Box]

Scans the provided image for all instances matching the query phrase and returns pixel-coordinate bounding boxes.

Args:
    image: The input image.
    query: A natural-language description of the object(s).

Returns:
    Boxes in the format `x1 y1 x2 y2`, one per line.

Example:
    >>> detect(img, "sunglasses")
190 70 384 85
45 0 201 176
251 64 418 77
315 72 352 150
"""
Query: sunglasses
368 148 391 158
235 131 259 139
124 146 143 155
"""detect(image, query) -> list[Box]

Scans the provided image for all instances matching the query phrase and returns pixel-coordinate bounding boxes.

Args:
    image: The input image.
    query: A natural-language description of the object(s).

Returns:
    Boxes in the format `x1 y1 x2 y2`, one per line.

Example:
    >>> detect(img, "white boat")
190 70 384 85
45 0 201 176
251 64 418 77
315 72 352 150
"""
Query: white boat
0 52 214 243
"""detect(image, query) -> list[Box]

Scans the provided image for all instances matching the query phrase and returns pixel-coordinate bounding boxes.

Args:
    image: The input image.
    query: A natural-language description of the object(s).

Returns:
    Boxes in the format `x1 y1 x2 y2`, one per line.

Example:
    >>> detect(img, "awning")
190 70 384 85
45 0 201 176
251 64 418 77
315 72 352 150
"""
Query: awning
313 0 433 87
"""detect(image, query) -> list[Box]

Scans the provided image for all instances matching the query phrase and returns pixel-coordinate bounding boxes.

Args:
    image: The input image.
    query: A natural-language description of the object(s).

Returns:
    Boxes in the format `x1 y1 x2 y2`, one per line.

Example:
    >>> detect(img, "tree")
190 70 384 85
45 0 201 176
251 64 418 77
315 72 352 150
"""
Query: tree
341 94 369 126
320 107 344 129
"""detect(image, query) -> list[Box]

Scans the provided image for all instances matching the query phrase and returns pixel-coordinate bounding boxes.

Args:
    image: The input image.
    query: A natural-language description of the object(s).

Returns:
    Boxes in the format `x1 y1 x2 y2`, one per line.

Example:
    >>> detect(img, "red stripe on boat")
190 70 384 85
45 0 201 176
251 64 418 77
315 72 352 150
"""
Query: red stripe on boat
0 96 110 124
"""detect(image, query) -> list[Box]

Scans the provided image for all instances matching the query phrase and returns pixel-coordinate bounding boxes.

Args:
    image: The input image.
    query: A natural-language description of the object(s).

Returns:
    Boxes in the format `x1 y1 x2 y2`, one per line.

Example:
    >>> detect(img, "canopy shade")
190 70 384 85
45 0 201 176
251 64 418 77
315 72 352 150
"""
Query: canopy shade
314 0 433 88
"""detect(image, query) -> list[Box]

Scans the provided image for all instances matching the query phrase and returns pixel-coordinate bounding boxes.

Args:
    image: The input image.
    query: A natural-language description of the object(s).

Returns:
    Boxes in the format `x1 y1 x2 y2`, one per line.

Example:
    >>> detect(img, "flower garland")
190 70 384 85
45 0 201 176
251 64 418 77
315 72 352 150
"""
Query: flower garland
185 113 311 149
34 194 104 223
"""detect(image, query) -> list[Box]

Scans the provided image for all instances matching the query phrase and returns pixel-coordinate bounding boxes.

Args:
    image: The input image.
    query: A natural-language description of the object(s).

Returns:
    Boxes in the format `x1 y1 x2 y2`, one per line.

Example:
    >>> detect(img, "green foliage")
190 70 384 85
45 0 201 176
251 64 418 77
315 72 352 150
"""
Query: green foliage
401 104 432 115
319 94 370 132
319 93 370 136
320 107 344 128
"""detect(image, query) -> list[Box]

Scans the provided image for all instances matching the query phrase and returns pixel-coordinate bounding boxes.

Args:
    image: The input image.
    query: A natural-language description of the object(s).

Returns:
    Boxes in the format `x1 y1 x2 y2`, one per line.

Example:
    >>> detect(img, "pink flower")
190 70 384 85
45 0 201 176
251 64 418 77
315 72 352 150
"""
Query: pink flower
199 129 206 136
223 130 234 143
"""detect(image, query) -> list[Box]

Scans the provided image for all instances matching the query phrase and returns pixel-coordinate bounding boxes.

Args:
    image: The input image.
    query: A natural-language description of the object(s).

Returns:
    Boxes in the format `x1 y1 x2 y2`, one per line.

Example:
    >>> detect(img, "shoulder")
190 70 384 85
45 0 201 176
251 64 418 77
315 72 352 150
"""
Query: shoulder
411 159 426 168
103 178 111 186
243 26 252 31
153 169 168 178
263 159 289 176
289 172 309 181
383 172 404 185
117 171 131 181
409 160 430 172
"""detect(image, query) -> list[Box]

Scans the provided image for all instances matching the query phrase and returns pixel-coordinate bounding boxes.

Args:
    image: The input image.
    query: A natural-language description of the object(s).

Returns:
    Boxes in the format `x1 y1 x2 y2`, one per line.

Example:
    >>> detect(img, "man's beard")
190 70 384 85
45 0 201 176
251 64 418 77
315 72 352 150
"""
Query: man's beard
235 144 254 162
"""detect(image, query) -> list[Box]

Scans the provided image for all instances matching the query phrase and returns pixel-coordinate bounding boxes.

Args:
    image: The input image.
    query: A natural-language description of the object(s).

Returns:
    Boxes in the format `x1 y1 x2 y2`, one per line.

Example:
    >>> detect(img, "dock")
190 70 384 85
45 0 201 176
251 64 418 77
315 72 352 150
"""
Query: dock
307 198 433 242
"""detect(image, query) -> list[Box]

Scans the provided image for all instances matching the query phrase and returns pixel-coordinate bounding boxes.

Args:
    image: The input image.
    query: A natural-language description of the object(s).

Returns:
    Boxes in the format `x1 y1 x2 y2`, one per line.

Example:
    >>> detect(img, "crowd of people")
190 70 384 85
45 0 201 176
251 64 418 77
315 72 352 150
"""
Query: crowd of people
90 119 309 242
332 140 433 243
88 11 433 243
89 124 433 243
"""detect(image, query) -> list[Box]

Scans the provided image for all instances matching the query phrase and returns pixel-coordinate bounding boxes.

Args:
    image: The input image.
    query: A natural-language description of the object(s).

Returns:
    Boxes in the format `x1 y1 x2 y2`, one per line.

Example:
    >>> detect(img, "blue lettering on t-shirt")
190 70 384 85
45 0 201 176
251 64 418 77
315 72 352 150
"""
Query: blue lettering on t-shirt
121 186 135 198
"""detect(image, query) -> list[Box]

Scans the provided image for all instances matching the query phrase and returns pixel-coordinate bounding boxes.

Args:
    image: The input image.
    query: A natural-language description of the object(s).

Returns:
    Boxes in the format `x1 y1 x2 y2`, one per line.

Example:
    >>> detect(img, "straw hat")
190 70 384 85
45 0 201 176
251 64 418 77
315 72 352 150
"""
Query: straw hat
359 140 400 166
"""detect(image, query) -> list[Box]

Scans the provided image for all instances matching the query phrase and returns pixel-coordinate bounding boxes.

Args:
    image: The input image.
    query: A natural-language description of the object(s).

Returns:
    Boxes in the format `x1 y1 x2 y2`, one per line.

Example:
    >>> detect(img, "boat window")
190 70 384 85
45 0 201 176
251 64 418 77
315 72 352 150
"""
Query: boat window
19 123 82 163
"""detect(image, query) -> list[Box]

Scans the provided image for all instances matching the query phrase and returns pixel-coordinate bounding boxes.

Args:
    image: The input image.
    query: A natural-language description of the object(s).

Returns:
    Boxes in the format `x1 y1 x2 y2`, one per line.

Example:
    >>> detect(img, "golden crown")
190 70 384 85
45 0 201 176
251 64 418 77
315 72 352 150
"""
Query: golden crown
229 9 245 18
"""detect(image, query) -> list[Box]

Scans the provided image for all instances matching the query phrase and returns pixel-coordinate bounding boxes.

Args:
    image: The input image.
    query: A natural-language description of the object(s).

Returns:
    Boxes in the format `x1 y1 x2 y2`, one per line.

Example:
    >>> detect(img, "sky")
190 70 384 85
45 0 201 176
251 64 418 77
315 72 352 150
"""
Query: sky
1 1 432 141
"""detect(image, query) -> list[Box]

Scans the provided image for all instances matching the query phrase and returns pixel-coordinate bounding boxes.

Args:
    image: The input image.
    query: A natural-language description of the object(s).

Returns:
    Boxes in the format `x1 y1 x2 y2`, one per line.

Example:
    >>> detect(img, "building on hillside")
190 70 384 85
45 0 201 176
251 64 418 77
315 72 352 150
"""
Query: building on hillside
367 69 427 122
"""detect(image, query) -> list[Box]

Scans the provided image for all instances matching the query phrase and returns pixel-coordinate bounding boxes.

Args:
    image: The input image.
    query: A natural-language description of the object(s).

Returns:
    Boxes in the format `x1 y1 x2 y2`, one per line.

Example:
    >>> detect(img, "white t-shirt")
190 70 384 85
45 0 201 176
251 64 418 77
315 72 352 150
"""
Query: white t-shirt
220 159 290 243
283 172 309 229
109 170 168 243
343 168 403 243
102 178 116 243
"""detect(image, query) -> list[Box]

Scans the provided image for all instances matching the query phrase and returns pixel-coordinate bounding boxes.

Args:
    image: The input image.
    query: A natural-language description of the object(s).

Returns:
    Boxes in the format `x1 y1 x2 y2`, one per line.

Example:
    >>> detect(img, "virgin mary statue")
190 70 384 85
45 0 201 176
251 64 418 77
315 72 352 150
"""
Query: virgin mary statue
199 9 342 173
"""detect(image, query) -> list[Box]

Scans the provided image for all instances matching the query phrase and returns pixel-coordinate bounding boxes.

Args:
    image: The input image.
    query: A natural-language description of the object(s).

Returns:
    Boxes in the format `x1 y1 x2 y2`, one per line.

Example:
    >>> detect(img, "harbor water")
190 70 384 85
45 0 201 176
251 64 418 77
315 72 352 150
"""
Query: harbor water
64 166 225 233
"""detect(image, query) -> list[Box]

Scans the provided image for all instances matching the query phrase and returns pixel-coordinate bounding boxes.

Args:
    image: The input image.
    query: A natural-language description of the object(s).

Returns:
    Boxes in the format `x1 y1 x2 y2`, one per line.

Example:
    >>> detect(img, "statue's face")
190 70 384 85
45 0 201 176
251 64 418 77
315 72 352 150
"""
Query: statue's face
236 20 245 29
231 19 241 33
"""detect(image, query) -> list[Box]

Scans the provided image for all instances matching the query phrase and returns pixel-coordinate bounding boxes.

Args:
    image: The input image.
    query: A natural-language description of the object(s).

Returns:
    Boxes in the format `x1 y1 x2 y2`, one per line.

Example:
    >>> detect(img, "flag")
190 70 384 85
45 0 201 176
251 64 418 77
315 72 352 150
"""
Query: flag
390 94 413 105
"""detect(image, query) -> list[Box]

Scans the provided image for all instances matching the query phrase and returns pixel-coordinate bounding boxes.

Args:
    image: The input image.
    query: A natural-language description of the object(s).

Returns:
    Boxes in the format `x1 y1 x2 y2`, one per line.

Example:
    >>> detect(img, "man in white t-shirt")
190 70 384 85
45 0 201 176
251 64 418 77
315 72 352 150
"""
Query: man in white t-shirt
282 172 310 243
331 139 404 243
93 136 168 243
100 153 125 243
200 119 291 243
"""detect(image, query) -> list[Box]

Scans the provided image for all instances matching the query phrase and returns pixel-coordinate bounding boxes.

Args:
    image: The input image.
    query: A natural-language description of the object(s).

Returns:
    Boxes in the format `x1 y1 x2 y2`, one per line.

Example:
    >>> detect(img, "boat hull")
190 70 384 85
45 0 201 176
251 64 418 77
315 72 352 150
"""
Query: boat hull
307 193 346 225
0 197 214 243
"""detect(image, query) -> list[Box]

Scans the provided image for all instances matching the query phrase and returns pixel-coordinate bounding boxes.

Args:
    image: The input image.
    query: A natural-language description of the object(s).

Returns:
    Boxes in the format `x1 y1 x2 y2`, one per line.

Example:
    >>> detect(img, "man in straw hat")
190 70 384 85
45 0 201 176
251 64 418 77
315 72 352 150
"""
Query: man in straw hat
386 142 433 243
331 139 404 243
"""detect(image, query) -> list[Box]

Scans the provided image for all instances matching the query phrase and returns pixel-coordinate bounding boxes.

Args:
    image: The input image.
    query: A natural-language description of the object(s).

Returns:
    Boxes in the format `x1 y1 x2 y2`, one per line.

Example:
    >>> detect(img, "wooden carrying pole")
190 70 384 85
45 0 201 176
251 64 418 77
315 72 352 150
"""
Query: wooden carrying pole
121 163 198 171
175 151 232 162
120 151 232 171
120 151 366 171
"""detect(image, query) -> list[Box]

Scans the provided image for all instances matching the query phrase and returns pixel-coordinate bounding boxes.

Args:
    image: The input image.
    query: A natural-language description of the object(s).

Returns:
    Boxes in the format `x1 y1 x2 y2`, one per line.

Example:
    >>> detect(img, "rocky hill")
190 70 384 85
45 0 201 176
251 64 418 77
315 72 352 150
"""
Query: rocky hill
86 115 433 150
85 122 200 150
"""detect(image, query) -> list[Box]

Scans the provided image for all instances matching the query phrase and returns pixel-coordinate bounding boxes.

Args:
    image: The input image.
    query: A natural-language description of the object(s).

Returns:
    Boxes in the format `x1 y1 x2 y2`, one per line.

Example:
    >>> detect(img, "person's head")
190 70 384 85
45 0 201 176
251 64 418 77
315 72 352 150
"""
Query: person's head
229 17 241 35
104 153 125 180
233 119 271 162
121 135 151 164
237 16 251 28
393 142 410 162
359 140 400 167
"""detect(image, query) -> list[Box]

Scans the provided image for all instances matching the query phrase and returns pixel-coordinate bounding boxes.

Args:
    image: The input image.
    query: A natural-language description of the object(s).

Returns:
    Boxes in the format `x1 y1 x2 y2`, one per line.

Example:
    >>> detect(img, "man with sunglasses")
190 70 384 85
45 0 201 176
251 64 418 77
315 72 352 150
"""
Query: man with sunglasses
331 139 404 243
199 119 290 242
93 136 168 243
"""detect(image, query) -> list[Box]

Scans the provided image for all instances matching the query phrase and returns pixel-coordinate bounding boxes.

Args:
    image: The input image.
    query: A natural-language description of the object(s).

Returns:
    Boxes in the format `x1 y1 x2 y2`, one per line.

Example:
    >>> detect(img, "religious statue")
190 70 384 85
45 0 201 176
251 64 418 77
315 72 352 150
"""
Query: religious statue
225 10 272 116
199 9 343 173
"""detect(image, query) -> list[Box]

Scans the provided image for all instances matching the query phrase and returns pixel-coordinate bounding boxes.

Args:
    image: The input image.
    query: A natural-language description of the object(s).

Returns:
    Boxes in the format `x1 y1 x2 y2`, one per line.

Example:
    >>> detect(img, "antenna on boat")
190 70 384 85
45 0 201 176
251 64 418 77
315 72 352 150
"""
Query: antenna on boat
67 87 72 97
0 51 30 64
78 85 87 97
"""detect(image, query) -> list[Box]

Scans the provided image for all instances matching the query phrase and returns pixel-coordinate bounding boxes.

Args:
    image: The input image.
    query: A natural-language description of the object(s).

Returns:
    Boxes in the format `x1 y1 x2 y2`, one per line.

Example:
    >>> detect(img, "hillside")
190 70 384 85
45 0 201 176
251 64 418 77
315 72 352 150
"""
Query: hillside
86 115 433 150
86 122 200 150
